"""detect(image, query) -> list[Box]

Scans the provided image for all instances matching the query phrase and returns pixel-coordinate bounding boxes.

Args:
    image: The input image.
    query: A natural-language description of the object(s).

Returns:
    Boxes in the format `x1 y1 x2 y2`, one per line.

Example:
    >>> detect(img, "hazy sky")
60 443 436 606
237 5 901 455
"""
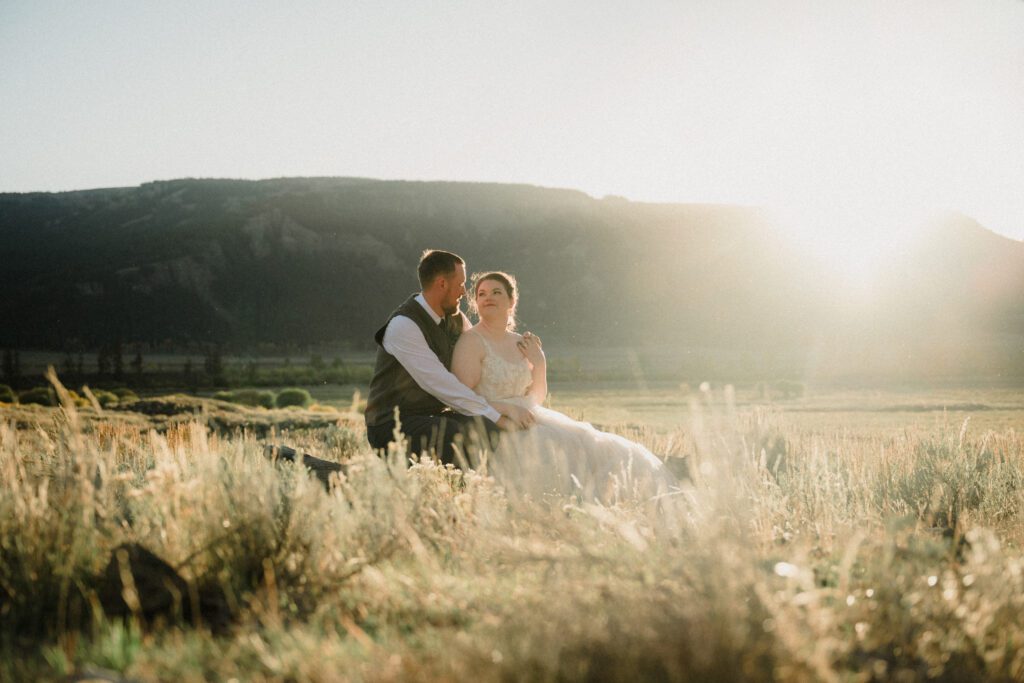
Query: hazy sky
2 0 1023 240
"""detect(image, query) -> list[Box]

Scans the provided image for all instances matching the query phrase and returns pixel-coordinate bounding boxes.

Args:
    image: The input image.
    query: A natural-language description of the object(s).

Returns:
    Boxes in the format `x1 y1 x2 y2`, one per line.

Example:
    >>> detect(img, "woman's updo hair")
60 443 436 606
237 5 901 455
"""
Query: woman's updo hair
470 271 518 331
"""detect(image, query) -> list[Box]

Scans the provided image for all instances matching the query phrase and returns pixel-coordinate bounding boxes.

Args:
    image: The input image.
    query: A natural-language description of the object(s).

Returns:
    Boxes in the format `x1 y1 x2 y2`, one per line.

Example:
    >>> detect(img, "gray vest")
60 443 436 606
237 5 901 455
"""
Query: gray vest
364 295 463 427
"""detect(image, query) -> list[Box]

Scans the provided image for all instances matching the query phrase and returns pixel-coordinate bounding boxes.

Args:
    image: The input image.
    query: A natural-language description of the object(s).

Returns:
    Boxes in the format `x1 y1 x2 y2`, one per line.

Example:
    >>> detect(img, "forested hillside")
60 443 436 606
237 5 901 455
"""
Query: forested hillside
2 178 1021 378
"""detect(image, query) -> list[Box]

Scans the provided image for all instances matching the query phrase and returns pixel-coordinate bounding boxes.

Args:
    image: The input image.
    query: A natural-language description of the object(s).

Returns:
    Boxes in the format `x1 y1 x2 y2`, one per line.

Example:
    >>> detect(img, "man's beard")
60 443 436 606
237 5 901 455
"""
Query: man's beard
442 300 461 316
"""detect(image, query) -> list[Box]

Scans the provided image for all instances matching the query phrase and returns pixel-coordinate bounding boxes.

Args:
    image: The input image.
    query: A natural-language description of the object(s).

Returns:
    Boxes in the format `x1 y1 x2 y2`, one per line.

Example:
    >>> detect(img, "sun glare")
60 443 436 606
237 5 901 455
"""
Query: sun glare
769 201 928 299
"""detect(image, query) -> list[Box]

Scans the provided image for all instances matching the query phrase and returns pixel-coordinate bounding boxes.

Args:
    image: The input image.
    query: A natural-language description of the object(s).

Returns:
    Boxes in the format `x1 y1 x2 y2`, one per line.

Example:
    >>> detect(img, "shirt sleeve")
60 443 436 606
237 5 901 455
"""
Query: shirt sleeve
381 315 502 423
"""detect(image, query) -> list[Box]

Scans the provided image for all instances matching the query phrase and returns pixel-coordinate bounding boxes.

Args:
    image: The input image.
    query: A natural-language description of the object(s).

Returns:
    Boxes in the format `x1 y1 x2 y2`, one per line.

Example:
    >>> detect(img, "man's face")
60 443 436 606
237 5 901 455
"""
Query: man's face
440 263 467 315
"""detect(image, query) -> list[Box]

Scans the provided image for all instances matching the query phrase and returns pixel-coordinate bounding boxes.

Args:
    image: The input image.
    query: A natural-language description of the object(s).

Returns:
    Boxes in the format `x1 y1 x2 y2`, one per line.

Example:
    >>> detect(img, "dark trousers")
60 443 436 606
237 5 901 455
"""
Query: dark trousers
366 412 501 468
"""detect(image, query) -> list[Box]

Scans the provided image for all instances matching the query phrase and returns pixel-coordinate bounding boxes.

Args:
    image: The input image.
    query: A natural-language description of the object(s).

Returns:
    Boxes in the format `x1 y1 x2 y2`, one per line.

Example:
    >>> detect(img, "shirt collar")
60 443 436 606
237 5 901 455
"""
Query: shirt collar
414 293 444 325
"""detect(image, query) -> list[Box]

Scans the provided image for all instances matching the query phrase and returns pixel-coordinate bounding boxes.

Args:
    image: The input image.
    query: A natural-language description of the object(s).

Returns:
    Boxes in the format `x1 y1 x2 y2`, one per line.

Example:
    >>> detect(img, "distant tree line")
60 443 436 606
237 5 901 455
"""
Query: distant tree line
2 349 20 386
0 345 372 393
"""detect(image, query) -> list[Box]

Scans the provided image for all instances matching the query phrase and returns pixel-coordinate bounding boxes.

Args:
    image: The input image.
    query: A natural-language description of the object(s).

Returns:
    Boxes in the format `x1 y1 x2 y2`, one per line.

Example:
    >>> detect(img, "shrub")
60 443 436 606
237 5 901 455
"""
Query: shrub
91 389 119 407
774 380 805 399
18 387 54 406
0 384 15 404
322 425 363 459
110 387 138 402
276 388 312 409
68 390 90 408
215 389 276 409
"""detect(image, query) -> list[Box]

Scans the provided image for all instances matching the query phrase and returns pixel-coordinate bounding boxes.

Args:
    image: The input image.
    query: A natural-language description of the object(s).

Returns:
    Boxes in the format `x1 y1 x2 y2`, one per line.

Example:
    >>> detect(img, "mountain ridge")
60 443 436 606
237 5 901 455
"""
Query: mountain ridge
2 177 1021 378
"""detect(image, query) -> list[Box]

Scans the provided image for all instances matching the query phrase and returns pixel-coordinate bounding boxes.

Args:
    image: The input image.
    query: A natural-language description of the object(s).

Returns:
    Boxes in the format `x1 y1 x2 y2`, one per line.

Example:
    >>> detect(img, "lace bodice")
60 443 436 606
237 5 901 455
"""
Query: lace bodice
472 331 532 402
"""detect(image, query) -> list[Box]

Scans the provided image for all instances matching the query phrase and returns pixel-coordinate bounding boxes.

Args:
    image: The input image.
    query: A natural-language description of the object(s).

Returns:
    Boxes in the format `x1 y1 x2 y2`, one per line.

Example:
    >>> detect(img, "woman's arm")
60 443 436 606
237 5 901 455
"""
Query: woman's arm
451 330 485 390
519 333 547 406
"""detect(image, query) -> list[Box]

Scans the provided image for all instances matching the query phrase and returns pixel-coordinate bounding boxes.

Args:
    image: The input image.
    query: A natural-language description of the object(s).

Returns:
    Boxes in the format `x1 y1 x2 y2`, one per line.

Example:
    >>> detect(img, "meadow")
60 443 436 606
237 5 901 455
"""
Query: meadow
2 376 1024 682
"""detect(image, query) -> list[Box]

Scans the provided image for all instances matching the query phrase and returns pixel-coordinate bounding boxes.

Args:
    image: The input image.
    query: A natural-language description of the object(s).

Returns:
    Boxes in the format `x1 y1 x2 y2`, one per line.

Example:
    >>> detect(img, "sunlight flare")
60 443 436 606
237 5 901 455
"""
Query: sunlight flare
769 199 930 297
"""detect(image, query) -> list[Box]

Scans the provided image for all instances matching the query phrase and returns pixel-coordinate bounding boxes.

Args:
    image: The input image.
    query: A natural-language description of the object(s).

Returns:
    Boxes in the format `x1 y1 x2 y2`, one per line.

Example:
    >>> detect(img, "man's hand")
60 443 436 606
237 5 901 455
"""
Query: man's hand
496 415 520 431
492 400 535 429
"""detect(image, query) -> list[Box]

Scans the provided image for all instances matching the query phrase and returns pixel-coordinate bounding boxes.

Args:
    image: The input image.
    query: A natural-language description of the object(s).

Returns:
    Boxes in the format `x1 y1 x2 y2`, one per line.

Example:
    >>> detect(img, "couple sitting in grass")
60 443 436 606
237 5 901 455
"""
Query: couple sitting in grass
270 249 672 500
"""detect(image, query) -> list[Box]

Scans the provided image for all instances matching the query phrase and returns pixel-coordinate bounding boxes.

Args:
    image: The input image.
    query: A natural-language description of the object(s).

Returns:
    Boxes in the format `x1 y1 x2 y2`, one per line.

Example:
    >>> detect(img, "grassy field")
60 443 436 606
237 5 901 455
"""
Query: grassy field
2 379 1024 681
302 381 1024 434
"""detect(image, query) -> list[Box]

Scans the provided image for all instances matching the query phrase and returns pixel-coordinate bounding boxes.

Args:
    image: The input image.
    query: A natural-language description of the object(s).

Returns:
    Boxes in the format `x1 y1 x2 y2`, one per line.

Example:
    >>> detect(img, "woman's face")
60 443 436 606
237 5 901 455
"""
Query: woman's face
476 279 513 320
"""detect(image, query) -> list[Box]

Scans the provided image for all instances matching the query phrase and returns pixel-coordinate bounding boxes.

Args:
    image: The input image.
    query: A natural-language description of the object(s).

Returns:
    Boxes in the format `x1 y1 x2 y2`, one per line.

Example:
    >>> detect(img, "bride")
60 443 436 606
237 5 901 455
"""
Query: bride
451 271 673 501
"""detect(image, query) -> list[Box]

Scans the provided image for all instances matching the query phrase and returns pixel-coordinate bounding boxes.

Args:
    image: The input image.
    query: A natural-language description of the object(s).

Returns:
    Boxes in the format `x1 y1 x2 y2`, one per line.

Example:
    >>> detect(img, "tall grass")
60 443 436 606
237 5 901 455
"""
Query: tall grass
2 376 1024 681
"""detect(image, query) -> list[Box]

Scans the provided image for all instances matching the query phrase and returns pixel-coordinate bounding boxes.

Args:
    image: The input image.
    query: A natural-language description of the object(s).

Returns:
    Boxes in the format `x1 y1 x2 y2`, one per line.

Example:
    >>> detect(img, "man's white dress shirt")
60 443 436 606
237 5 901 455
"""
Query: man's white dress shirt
381 294 502 423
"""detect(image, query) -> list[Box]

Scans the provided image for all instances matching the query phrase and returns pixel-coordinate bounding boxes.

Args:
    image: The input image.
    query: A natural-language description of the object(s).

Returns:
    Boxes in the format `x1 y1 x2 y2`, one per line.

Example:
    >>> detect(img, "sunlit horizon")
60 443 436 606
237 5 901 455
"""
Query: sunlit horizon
2 0 1023 240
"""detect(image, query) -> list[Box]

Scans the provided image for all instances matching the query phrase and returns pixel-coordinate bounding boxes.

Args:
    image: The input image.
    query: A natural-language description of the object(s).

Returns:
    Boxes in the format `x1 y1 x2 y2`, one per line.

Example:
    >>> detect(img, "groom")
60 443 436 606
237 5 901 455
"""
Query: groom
266 250 530 481
364 249 530 465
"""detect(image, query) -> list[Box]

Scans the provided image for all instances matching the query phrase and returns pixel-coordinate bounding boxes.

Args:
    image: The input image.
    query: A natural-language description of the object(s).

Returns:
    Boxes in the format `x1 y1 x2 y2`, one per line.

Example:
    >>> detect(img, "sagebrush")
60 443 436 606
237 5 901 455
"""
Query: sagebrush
2 381 1024 681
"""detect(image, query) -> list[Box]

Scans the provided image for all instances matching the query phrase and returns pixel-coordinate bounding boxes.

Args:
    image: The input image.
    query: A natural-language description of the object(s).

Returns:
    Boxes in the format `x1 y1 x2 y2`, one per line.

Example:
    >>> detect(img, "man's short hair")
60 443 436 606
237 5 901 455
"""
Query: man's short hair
418 250 464 288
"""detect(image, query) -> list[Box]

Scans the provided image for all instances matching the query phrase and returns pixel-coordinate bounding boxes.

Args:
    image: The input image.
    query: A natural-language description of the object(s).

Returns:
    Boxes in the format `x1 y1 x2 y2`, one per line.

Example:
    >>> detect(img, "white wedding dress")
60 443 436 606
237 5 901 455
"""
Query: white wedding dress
472 333 674 501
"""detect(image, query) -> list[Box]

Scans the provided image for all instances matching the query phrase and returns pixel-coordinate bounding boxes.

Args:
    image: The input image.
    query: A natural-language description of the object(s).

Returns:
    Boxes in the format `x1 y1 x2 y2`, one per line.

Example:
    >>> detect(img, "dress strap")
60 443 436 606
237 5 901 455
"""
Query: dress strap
471 329 496 353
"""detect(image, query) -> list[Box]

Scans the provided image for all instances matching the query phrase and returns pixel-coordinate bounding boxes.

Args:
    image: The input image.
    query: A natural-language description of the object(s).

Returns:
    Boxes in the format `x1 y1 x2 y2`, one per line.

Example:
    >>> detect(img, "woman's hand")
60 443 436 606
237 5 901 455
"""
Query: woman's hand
517 332 545 367
521 332 548 406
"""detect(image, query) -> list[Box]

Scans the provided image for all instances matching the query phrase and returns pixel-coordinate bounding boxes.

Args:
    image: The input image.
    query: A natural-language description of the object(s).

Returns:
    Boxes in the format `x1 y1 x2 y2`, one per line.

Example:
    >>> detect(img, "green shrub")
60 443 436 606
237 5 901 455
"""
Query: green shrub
110 387 138 402
67 390 89 408
18 387 54 406
215 389 276 409
276 388 312 409
91 389 119 407
0 384 15 404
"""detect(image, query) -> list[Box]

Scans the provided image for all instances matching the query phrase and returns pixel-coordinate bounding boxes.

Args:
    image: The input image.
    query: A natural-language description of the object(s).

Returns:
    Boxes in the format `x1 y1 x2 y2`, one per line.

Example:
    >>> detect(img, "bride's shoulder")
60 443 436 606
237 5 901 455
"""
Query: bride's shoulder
455 326 486 351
